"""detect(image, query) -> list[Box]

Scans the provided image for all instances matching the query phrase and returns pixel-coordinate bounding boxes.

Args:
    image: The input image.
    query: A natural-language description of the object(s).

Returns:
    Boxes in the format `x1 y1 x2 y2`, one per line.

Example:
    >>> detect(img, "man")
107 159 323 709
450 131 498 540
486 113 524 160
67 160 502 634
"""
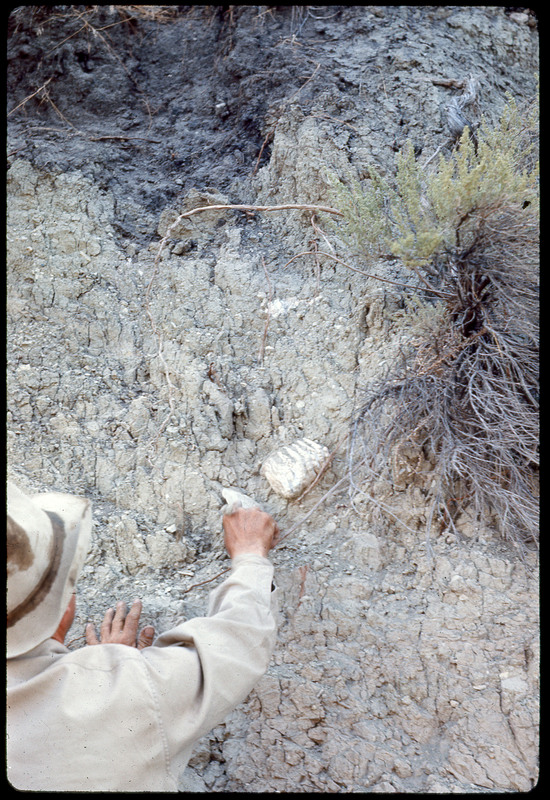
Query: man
7 481 279 791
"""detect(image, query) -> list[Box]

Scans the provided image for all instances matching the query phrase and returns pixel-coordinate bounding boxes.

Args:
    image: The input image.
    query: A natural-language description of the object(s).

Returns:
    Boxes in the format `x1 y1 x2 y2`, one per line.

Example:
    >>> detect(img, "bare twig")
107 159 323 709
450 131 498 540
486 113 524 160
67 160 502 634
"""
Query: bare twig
295 431 350 502
44 90 82 132
277 460 365 543
421 141 448 169
253 130 276 176
166 203 343 223
312 113 359 132
310 215 336 254
257 256 273 364
89 134 161 143
282 248 454 298
431 78 466 89
44 20 88 54
7 146 26 158
182 567 232 594
7 77 53 116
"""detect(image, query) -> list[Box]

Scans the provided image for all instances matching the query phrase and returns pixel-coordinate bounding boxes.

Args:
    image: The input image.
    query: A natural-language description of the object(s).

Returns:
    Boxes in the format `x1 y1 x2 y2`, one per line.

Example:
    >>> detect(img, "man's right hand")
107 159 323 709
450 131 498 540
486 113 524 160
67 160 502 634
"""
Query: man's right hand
223 506 279 559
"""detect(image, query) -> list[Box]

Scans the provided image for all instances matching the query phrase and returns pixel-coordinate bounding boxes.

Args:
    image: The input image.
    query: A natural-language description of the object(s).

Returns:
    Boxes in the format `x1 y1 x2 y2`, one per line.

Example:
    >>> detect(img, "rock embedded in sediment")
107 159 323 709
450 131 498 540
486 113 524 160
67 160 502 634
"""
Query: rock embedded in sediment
261 438 330 499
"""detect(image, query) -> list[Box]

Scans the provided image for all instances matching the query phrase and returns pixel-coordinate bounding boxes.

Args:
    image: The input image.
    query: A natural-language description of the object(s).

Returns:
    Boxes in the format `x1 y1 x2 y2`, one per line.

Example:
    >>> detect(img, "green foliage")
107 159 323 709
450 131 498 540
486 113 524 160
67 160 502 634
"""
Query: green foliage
333 92 539 271
398 292 449 341
329 169 393 258
335 89 539 551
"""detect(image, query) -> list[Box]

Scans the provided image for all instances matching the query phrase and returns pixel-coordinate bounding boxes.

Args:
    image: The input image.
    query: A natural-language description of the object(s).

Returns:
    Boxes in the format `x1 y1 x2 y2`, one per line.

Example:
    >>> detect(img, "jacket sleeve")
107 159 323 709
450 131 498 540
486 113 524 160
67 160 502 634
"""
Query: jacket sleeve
139 554 278 762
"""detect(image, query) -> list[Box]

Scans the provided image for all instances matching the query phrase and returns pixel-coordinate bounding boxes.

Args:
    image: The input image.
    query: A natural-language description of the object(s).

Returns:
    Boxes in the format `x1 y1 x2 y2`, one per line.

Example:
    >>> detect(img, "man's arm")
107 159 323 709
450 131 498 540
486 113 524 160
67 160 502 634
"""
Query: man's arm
84 507 278 649
139 508 279 757
83 507 279 752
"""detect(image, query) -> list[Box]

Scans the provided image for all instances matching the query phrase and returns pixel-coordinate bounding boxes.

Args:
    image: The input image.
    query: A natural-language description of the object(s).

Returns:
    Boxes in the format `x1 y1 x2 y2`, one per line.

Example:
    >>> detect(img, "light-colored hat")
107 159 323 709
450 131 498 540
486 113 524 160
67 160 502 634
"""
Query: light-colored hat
7 482 92 658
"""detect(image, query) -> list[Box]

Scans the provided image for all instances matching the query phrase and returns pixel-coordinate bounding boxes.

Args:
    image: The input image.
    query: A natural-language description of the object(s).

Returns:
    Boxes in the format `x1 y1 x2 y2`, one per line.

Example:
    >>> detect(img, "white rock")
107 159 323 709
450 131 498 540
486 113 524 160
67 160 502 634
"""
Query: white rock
500 675 528 694
221 487 261 514
261 438 330 499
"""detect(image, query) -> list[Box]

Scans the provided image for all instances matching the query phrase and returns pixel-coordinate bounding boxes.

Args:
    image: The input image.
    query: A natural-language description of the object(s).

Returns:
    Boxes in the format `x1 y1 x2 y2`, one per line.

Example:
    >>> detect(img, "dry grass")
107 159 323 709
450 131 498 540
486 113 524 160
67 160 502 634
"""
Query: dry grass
350 200 538 553
327 84 540 555
116 6 180 23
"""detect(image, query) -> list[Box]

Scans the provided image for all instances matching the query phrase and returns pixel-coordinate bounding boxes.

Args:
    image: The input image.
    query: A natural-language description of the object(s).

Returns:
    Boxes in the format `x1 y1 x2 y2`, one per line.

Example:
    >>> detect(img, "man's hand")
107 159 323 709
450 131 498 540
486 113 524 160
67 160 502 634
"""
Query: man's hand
223 506 279 559
86 599 155 649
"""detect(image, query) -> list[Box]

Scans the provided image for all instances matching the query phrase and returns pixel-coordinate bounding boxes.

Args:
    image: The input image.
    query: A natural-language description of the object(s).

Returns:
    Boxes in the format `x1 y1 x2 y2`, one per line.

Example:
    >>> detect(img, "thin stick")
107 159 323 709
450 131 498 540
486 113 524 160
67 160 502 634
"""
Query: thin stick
295 431 350 501
288 62 321 102
44 22 88 55
253 130 275 176
277 463 363 543
182 567 232 594
421 141 448 169
310 216 336 254
166 203 344 222
89 134 161 143
257 256 273 364
44 91 82 133
282 249 453 298
8 77 53 116
312 113 359 132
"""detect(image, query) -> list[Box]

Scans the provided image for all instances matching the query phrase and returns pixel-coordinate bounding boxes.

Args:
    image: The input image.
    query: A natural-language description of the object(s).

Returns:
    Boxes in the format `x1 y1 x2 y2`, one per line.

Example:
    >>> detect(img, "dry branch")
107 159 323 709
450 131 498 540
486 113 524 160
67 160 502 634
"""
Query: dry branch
257 256 273 365
166 203 343 223
7 77 53 116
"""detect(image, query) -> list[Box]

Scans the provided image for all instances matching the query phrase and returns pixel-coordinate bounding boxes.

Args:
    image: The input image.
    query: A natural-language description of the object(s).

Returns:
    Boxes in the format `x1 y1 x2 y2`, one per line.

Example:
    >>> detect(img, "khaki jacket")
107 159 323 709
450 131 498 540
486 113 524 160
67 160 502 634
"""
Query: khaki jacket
7 555 277 791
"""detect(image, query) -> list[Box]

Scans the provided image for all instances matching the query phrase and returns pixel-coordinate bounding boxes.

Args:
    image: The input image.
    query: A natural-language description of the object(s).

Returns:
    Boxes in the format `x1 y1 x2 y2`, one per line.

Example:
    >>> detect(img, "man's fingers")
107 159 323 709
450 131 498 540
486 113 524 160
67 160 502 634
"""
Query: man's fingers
99 607 115 639
111 600 127 632
223 500 243 516
137 625 155 650
123 599 142 639
88 599 148 647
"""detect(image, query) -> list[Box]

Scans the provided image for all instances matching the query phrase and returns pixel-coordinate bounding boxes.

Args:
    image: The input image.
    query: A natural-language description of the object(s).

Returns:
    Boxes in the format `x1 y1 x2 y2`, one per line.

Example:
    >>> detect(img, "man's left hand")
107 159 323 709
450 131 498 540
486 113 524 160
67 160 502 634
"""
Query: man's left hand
86 599 155 649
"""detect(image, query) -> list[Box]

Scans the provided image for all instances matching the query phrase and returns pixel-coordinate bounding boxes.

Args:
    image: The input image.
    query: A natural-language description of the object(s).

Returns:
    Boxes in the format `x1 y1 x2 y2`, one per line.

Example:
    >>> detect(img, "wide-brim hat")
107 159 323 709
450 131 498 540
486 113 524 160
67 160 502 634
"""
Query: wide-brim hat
7 482 92 658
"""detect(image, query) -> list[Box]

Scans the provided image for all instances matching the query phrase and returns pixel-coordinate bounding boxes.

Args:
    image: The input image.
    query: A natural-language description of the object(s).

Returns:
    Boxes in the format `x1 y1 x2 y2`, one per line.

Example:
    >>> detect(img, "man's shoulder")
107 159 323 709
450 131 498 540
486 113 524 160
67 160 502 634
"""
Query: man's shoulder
9 641 147 678
61 642 149 670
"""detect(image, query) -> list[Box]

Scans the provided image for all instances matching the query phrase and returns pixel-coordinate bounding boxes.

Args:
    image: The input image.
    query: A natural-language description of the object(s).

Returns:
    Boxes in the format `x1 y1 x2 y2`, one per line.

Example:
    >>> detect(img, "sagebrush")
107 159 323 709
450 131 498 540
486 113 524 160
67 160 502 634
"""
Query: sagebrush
332 89 539 551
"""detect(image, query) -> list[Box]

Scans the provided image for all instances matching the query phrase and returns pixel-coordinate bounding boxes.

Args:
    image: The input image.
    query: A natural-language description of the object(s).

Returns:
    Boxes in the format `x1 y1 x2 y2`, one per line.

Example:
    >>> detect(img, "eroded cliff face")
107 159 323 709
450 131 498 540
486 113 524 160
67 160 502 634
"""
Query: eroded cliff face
7 6 538 792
